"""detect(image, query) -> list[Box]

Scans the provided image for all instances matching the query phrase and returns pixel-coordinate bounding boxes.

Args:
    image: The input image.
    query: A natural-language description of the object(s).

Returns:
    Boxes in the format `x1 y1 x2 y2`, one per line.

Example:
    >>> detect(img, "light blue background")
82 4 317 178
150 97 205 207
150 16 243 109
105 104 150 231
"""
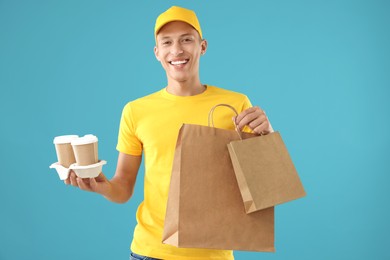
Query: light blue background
1 0 389 259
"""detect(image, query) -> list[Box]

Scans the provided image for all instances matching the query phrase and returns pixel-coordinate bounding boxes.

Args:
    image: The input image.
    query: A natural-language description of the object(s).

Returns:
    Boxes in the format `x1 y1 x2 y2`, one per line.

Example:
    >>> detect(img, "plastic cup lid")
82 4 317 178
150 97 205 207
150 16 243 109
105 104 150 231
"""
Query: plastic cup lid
53 135 79 144
71 134 98 145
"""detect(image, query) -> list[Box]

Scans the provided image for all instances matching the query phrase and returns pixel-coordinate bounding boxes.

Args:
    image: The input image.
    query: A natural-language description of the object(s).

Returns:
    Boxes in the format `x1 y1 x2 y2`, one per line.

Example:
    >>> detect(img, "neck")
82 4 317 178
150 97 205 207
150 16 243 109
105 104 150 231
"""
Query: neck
166 77 205 96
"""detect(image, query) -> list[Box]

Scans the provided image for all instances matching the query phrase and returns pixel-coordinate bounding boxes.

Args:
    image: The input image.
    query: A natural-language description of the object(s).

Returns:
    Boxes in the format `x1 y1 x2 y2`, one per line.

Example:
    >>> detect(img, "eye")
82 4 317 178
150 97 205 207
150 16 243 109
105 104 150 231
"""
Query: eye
161 41 171 46
182 37 193 43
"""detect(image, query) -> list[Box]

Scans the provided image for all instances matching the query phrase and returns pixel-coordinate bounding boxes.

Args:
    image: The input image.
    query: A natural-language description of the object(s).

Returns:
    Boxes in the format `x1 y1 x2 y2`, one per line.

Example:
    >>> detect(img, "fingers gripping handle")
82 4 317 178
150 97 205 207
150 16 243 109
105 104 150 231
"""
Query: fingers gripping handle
208 104 243 140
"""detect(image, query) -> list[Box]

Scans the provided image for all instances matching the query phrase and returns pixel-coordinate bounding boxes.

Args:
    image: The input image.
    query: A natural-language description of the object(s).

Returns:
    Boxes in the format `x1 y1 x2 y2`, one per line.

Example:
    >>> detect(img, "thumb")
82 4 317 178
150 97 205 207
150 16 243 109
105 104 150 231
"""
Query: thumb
90 173 108 194
94 172 107 182
232 116 237 125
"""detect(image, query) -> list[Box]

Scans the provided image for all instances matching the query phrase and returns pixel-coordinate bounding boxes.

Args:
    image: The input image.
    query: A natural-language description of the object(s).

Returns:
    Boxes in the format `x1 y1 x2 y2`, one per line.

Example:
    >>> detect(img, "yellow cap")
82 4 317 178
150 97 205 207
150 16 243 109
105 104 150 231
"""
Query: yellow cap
154 6 203 40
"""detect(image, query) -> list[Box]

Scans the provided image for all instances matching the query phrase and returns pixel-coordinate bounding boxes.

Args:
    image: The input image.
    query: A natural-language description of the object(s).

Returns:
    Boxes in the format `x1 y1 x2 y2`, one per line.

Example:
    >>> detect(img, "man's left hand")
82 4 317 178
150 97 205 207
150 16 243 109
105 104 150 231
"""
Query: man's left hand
234 106 274 135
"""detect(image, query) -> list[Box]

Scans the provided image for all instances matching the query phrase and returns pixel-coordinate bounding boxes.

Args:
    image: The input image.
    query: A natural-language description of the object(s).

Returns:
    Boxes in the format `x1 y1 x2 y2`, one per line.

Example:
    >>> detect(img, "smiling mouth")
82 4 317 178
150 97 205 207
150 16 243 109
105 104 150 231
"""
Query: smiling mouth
169 59 189 66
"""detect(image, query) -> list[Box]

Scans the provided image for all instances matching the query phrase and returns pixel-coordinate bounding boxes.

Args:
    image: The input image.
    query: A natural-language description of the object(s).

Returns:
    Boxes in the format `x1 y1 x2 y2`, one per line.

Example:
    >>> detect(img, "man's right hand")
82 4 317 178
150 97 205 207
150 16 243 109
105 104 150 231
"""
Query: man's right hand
63 153 142 203
64 171 111 196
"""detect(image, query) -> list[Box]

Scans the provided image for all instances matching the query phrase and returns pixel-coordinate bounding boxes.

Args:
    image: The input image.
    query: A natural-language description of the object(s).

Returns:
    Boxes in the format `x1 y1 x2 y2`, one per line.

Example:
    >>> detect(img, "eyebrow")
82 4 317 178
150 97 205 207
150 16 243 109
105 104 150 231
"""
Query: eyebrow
158 34 195 41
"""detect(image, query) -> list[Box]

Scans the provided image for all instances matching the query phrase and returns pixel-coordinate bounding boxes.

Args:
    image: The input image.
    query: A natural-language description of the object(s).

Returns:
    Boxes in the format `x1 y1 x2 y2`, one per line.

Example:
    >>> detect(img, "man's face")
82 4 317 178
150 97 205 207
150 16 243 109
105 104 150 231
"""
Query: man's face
154 21 207 83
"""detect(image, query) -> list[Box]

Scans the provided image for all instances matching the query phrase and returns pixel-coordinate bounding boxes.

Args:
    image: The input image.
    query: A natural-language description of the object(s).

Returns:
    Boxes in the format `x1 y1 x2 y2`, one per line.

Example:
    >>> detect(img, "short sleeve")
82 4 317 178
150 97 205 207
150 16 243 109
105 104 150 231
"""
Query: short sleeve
241 95 253 112
116 102 143 156
241 95 254 133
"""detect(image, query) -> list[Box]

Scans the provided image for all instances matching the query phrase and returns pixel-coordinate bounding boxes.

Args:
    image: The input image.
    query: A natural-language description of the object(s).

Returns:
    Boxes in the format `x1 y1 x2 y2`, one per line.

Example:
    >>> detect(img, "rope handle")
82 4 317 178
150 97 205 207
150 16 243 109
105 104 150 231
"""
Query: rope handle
208 104 243 140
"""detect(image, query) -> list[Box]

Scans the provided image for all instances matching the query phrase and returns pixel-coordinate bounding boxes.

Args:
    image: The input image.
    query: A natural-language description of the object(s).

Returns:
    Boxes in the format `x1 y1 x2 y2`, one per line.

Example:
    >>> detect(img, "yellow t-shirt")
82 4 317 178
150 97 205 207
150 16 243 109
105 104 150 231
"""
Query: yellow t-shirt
116 85 252 260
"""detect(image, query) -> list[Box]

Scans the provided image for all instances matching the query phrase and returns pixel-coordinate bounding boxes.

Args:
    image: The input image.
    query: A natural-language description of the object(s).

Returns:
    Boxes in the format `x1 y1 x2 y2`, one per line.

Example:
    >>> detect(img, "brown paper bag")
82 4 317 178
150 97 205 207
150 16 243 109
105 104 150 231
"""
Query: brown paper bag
162 118 275 251
227 125 306 213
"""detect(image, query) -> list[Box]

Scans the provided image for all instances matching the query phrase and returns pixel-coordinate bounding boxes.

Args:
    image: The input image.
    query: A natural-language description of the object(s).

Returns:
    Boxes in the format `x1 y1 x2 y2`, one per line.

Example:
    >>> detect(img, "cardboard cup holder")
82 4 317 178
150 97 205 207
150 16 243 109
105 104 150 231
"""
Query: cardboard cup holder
49 162 71 180
70 160 107 178
50 160 107 179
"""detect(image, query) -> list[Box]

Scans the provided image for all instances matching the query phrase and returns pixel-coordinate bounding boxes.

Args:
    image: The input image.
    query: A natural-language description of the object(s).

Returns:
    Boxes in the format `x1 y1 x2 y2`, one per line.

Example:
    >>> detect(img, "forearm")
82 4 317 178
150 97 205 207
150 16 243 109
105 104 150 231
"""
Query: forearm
103 176 134 203
101 153 140 203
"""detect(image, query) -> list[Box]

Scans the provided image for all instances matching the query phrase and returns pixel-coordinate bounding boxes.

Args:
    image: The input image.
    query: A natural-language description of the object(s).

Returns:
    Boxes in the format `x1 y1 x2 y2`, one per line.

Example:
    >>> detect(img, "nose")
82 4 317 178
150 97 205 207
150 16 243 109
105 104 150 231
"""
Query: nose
170 41 184 56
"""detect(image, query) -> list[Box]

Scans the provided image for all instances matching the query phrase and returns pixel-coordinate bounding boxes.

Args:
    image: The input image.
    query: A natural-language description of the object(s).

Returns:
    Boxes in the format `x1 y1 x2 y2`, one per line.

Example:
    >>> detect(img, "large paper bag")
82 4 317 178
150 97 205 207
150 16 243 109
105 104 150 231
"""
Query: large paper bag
228 129 306 213
162 122 275 252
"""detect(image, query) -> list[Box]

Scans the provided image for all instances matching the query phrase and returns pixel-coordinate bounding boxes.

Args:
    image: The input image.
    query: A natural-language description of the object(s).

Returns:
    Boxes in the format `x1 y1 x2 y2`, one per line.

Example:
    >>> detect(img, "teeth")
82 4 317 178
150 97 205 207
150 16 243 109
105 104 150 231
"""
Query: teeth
170 60 187 65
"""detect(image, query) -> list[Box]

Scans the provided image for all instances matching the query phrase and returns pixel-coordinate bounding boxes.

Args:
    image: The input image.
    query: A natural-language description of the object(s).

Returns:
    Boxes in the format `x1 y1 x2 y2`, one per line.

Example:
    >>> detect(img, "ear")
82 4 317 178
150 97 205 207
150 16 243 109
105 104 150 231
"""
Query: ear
200 39 208 55
154 46 160 61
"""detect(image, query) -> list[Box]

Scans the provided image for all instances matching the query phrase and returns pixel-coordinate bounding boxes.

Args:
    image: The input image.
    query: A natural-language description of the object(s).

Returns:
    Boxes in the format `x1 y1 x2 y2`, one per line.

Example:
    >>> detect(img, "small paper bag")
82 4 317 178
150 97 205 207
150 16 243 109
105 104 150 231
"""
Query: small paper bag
228 131 306 213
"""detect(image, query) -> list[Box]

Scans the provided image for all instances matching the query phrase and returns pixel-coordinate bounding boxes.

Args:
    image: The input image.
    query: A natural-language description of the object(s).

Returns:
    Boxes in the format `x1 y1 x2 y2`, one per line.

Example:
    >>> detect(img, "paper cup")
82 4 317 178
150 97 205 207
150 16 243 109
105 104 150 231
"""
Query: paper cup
71 134 98 166
53 135 79 168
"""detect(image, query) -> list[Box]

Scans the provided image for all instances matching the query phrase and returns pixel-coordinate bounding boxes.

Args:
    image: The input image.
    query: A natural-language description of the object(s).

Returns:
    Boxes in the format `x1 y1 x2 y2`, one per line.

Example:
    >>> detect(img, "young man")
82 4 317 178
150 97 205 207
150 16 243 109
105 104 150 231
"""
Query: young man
65 6 273 260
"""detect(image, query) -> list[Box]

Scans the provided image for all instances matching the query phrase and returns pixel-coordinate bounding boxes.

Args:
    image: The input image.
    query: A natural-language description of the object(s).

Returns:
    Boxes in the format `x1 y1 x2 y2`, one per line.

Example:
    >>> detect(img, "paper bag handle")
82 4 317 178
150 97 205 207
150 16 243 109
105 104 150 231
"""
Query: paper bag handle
208 104 243 140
